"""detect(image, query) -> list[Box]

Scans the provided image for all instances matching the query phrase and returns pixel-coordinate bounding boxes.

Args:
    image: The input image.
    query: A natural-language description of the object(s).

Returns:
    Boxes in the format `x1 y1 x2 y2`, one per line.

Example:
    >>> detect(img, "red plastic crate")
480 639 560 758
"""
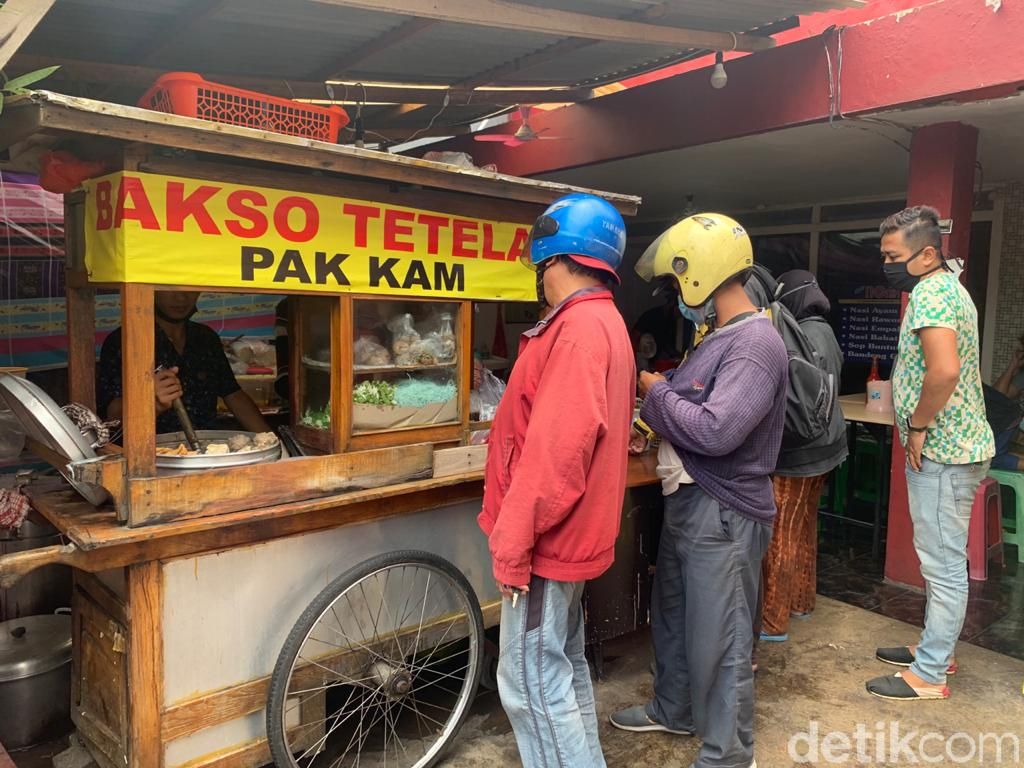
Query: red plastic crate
138 72 350 143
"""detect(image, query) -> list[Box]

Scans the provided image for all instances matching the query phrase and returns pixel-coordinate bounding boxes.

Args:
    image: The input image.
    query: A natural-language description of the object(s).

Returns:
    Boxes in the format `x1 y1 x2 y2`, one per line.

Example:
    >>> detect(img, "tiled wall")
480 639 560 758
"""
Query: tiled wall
991 182 1024 382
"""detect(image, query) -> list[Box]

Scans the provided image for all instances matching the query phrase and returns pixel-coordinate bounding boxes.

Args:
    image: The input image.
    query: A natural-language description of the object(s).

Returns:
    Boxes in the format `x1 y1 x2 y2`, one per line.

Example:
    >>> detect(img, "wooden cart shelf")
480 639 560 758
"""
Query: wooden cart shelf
352 363 457 375
7 454 658 576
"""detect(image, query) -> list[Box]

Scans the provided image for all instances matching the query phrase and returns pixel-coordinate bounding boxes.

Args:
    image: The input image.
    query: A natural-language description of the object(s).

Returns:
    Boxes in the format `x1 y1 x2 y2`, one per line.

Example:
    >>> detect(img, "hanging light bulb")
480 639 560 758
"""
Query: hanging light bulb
710 51 728 90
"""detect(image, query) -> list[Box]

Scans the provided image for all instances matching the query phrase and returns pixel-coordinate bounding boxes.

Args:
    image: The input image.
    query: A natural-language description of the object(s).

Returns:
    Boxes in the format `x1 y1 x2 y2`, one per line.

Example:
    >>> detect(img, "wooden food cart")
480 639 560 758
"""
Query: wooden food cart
0 92 649 768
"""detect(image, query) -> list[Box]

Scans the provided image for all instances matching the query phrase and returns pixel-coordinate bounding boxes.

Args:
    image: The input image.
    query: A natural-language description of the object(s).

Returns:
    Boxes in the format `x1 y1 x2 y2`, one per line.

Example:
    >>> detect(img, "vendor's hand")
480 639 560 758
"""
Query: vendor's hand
473 358 484 389
154 367 183 414
906 429 926 472
638 371 666 398
628 431 648 455
496 580 530 599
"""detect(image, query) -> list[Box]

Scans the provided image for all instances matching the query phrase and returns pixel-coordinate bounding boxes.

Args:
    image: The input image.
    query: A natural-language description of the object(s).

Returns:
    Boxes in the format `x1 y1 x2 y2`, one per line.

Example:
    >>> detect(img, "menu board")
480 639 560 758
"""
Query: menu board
818 231 901 366
837 298 900 364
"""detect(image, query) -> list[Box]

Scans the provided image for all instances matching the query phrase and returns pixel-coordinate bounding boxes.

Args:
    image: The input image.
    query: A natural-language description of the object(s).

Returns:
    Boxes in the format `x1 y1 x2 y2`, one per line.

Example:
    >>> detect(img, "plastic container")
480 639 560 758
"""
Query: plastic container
866 379 893 414
138 72 350 143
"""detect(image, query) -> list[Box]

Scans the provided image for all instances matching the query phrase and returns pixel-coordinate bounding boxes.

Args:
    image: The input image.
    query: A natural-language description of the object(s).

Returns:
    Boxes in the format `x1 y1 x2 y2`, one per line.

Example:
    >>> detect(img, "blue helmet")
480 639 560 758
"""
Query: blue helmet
523 193 626 283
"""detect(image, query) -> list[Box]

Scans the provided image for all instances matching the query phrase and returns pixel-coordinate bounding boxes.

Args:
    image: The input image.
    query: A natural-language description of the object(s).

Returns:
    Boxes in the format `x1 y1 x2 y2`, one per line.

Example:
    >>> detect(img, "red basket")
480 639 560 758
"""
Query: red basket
138 72 350 143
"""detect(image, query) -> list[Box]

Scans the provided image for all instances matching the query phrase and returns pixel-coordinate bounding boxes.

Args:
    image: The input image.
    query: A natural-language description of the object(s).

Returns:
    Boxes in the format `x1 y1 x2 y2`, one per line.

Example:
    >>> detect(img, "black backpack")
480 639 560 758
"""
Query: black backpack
745 266 834 449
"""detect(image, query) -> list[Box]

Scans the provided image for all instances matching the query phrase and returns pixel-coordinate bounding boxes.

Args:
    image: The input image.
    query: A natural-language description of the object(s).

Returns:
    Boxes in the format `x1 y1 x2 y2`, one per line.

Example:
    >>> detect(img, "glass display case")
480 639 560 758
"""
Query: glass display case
290 296 471 453
351 299 461 435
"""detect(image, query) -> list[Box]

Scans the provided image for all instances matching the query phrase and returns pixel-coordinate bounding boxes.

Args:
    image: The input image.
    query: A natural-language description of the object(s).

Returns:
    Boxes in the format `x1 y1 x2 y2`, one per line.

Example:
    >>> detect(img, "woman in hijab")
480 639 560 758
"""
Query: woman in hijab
760 270 848 642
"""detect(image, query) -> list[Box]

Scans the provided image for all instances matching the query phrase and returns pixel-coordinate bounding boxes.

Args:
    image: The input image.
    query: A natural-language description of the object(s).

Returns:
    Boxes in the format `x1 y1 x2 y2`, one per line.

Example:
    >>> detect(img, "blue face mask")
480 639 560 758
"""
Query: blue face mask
678 297 705 327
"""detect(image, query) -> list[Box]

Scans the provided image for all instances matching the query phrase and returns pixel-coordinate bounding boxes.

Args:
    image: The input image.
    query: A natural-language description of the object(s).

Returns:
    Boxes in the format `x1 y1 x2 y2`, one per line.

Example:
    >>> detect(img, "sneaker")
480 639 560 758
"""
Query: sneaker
609 705 693 735
876 646 957 675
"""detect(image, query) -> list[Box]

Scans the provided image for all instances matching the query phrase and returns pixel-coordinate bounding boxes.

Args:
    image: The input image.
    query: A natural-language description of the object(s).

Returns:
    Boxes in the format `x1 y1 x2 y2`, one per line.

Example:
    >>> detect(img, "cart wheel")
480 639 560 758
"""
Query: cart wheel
266 550 484 768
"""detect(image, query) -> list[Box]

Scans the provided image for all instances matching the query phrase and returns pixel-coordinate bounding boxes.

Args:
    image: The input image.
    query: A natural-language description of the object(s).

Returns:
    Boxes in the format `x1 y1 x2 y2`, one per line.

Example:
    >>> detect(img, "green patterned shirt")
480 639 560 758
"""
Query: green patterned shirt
892 272 994 464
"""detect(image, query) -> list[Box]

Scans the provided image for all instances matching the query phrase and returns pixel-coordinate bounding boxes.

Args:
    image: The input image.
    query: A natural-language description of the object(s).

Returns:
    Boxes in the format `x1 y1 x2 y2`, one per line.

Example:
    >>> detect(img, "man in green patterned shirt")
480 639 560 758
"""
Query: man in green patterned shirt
867 206 994 702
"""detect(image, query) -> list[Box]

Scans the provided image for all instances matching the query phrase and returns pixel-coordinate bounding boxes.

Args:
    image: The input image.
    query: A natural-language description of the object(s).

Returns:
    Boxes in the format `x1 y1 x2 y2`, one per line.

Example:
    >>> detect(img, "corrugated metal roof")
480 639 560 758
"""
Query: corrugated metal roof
14 0 859 134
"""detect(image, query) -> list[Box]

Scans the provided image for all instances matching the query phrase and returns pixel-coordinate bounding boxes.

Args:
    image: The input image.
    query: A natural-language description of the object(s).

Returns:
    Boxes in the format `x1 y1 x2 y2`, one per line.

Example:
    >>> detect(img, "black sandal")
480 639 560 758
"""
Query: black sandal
876 646 957 674
866 673 949 701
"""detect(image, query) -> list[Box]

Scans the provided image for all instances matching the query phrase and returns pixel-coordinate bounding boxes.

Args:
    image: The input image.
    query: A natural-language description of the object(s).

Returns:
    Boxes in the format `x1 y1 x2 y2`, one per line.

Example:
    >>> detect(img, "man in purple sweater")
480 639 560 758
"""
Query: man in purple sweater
611 214 787 768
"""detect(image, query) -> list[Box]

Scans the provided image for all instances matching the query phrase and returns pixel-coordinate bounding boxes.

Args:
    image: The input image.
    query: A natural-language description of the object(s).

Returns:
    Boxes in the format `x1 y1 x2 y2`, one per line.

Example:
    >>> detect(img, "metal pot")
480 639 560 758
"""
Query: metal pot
1 513 72 621
155 429 281 471
0 614 72 749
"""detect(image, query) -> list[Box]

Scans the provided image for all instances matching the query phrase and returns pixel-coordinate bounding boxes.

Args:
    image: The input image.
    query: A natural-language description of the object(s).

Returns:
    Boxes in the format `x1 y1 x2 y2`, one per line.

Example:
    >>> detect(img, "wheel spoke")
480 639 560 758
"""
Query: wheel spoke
407 614 465 674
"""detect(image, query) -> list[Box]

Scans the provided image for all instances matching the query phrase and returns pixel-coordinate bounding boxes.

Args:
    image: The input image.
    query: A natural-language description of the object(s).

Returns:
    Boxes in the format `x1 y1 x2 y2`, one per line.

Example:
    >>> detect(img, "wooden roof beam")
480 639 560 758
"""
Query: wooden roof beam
308 0 777 53
309 17 437 81
0 92 641 214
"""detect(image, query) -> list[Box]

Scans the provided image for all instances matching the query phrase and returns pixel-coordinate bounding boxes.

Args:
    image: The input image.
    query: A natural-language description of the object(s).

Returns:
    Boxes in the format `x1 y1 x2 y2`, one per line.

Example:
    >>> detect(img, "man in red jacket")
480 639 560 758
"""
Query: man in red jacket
478 193 635 768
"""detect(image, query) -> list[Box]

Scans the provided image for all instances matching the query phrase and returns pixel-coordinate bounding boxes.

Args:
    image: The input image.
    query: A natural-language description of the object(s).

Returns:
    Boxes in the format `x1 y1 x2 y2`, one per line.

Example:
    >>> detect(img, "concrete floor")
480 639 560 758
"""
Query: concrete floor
443 597 1024 768
14 597 1024 767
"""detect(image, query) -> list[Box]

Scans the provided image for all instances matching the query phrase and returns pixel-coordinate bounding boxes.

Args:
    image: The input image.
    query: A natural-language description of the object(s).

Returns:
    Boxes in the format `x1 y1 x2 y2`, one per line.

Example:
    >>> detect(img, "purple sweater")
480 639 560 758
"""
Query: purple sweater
641 314 788 523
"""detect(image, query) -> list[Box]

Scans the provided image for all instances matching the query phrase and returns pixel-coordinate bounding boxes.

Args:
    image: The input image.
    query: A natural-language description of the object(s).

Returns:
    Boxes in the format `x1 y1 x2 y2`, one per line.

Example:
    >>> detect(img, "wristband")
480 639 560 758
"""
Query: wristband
906 416 928 434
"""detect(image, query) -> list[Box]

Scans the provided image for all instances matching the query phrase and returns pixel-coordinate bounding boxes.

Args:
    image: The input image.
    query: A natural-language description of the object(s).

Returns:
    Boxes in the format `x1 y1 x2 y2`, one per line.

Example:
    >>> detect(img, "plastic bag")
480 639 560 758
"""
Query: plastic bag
229 338 275 368
388 313 421 359
354 336 392 367
472 369 506 422
422 151 477 170
0 410 25 459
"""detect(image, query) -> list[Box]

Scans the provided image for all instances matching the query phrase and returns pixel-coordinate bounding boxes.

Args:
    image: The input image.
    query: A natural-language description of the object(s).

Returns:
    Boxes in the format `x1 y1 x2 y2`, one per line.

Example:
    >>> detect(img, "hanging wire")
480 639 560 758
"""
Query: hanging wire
823 25 910 153
402 90 453 145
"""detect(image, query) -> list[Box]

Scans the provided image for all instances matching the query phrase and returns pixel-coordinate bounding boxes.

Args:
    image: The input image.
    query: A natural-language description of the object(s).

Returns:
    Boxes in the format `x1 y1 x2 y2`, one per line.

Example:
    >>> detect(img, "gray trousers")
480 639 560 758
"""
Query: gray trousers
649 485 773 768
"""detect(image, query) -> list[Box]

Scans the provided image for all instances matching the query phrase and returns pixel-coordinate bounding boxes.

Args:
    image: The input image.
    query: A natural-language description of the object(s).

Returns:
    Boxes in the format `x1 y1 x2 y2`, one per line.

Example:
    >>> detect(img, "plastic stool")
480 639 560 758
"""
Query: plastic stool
853 434 880 504
988 468 1024 563
967 477 1003 581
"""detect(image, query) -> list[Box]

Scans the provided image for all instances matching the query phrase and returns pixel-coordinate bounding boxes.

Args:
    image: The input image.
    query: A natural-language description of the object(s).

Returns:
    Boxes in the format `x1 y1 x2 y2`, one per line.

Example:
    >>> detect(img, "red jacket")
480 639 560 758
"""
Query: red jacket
478 288 636 585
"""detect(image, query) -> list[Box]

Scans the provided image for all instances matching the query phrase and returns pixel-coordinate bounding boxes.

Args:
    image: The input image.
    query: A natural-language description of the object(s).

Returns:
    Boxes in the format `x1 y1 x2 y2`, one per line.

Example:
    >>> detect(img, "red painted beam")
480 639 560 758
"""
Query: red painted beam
618 0 928 90
446 0 1024 177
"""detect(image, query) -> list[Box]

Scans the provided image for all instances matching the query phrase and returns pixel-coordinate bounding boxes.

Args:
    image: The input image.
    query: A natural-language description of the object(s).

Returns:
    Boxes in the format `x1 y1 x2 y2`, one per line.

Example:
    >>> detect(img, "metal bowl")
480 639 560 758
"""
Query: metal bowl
155 430 281 471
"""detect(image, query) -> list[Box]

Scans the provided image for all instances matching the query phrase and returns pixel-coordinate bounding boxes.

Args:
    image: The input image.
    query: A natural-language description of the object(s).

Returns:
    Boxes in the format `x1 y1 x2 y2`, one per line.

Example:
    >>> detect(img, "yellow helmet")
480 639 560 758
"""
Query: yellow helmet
635 213 753 307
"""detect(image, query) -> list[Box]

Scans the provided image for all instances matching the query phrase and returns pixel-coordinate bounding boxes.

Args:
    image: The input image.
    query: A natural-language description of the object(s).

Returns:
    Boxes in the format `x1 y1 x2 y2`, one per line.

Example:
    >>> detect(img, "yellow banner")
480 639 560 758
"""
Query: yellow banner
83 171 535 301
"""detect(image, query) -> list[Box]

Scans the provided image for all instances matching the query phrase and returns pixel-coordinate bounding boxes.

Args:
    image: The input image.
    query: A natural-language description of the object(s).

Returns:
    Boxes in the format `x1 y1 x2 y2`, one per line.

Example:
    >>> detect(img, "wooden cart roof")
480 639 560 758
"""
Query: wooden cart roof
0 91 641 213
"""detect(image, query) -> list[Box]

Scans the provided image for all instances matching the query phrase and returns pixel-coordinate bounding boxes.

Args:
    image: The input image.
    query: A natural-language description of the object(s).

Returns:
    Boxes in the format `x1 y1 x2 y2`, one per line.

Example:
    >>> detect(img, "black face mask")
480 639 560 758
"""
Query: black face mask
883 247 943 293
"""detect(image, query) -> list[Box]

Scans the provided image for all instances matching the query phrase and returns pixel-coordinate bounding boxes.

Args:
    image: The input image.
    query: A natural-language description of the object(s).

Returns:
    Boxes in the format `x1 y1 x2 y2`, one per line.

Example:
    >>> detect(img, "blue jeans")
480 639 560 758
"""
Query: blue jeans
497 575 604 768
905 457 990 684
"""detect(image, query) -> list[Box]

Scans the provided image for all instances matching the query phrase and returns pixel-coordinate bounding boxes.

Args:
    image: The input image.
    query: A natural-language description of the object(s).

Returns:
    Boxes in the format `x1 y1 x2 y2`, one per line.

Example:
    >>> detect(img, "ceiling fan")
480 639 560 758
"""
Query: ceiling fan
473 105 565 147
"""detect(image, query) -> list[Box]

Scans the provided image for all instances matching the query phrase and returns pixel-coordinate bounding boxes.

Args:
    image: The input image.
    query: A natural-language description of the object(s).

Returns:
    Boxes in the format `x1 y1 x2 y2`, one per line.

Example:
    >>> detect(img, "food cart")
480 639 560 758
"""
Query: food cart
0 92 651 768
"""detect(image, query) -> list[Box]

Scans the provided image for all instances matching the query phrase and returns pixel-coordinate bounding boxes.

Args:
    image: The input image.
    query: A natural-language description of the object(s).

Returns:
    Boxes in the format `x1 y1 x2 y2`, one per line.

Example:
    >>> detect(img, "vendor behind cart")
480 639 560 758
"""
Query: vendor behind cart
97 290 270 434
